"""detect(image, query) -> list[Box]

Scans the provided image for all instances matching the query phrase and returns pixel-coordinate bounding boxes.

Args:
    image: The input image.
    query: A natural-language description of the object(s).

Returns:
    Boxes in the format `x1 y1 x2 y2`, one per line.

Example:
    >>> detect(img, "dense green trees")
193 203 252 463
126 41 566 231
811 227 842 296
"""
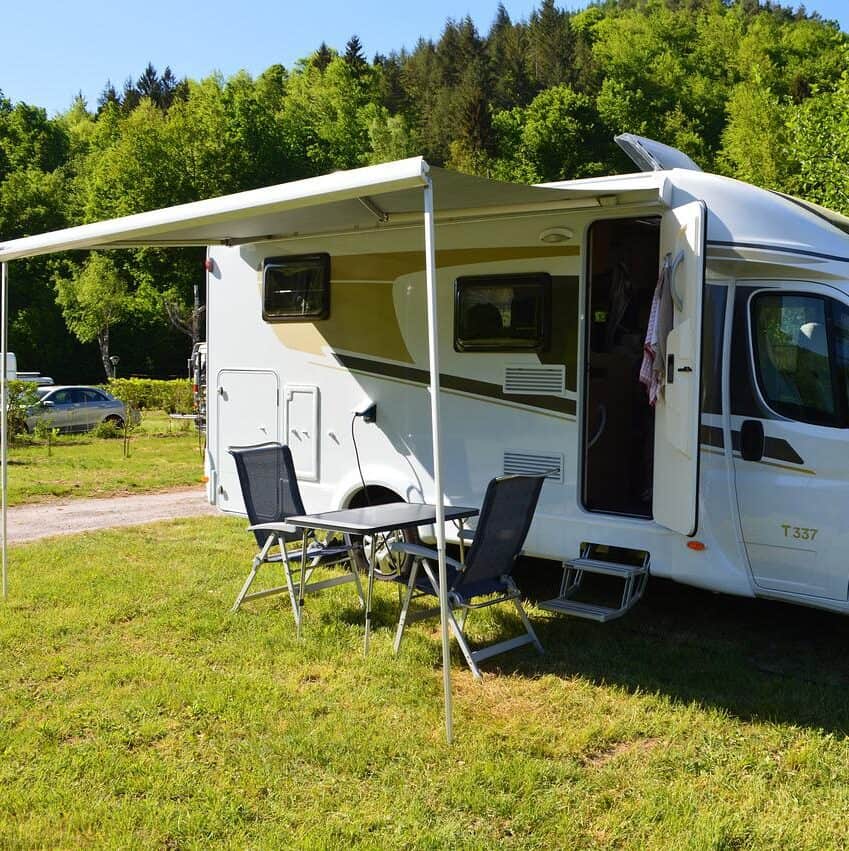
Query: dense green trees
0 1 846 381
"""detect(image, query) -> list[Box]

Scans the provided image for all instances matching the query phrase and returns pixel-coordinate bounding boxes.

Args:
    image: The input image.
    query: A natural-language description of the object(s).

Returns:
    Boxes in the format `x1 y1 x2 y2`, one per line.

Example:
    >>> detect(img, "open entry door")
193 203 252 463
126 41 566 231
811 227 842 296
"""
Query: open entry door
652 201 706 536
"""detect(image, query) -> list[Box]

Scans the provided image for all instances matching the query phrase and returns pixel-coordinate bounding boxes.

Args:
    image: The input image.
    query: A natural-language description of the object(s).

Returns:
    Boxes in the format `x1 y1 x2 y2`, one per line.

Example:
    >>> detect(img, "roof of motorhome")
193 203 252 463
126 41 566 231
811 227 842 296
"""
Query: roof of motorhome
0 157 654 264
546 169 849 264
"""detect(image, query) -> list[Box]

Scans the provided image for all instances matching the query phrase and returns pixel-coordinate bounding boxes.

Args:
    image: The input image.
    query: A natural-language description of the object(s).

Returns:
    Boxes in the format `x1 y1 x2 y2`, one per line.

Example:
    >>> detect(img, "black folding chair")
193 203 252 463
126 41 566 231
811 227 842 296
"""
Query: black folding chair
390 474 545 679
228 442 364 625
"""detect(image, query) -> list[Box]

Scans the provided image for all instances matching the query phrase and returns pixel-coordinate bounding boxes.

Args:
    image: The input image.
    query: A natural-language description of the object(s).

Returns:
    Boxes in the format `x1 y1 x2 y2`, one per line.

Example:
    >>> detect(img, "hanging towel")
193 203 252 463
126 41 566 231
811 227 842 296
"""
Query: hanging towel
640 261 674 406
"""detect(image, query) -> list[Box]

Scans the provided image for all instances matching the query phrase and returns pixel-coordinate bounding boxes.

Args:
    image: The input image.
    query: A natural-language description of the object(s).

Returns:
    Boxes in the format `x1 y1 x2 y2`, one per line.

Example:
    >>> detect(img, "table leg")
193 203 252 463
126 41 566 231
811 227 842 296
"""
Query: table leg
458 518 466 564
296 528 309 640
364 533 377 655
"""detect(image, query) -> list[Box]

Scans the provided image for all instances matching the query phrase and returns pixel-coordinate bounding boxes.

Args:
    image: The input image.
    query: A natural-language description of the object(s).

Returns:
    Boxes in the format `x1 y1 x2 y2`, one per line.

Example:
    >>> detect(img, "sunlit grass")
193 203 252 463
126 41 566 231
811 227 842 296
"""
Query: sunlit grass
2 516 849 847
7 413 203 505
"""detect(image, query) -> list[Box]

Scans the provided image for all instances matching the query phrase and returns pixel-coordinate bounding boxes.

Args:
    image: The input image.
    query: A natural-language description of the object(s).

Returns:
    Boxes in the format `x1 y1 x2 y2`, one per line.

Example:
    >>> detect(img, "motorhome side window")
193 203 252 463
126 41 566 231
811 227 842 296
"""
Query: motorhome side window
262 254 330 322
751 292 849 427
454 273 551 352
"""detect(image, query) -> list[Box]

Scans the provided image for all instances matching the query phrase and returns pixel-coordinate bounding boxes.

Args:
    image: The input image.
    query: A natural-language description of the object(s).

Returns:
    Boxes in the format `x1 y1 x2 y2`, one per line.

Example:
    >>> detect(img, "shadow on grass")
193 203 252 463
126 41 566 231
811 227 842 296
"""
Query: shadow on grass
485 558 849 735
342 556 849 735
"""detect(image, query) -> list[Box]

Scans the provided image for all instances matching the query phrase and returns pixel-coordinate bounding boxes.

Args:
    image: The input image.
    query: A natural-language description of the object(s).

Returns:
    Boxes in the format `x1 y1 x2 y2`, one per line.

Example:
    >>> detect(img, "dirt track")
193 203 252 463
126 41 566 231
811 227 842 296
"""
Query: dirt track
6 487 218 545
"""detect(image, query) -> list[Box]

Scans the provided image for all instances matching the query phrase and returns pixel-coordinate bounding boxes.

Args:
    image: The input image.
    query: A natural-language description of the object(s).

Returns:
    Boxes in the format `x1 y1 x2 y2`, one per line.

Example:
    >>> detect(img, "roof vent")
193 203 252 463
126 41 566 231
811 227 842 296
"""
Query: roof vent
503 450 563 483
614 133 702 173
503 364 566 396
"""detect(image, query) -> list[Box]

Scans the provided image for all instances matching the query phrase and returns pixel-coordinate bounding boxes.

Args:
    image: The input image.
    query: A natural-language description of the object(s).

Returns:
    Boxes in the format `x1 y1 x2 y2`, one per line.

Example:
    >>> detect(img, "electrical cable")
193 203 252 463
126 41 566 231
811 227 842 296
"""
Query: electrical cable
350 410 402 578
351 411 370 506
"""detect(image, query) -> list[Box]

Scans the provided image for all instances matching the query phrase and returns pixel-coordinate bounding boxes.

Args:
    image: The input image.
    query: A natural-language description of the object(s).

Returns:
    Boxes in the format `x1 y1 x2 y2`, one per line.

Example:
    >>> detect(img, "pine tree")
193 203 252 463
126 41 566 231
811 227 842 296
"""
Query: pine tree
313 42 333 72
136 62 164 106
121 77 141 113
527 0 574 89
97 81 121 114
344 35 367 76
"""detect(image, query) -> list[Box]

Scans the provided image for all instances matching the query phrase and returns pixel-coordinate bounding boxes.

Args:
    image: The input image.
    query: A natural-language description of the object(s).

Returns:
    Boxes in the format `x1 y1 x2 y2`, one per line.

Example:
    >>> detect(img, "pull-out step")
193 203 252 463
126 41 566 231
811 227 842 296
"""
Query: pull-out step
540 544 649 622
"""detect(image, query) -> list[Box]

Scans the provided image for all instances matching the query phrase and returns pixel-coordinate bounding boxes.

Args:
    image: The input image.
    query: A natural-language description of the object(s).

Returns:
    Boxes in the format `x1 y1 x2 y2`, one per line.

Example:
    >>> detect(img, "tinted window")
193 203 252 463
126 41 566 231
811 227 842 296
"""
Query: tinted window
701 284 727 415
454 273 551 352
263 254 330 321
49 389 76 405
81 389 106 403
751 293 841 426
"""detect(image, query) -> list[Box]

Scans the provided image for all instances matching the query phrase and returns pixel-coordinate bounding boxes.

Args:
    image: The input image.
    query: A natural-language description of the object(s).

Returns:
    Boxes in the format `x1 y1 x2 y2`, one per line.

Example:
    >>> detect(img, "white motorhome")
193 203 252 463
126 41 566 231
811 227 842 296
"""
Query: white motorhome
203 135 849 620
2 133 845 622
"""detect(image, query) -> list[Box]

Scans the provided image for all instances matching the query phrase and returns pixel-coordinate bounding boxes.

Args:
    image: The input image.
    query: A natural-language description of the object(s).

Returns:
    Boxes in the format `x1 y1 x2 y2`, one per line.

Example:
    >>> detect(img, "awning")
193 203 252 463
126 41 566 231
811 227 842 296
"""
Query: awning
0 157 634 262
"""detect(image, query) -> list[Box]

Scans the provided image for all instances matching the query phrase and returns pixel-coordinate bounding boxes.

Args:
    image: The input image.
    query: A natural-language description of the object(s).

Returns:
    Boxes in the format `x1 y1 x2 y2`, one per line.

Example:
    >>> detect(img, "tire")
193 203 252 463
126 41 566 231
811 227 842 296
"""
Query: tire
345 491 419 581
104 414 124 429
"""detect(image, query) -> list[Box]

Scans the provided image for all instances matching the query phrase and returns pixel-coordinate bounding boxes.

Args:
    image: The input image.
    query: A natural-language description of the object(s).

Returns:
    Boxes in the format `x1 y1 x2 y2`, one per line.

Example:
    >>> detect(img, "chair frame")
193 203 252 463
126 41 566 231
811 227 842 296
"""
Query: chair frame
228 443 364 626
390 474 545 679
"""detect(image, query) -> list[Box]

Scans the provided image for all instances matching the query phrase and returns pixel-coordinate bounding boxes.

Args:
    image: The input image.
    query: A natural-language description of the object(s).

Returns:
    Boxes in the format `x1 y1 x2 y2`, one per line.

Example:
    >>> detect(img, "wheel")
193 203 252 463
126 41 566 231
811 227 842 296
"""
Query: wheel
345 491 419 581
347 525 419 581
104 414 124 429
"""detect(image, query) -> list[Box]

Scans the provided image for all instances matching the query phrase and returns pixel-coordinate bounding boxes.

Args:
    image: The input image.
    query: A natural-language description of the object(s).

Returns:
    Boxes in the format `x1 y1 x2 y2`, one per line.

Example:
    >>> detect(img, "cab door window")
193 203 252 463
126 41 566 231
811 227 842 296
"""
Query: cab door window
750 292 846 427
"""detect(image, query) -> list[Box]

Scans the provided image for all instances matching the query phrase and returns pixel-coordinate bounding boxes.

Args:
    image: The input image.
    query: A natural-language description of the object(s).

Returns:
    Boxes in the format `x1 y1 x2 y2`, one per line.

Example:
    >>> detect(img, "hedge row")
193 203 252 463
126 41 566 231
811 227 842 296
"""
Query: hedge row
104 378 194 414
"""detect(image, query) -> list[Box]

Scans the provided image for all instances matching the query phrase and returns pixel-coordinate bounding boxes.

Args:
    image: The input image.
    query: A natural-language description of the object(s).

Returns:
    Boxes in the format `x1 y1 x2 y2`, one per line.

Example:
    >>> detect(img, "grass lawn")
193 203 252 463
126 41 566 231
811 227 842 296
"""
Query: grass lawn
6 413 204 505
2 518 849 848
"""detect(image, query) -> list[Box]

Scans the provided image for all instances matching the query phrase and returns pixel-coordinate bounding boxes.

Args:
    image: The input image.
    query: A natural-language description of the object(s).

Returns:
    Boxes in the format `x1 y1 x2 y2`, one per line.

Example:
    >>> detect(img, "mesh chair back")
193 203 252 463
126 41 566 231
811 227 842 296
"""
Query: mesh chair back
228 443 306 545
458 474 545 589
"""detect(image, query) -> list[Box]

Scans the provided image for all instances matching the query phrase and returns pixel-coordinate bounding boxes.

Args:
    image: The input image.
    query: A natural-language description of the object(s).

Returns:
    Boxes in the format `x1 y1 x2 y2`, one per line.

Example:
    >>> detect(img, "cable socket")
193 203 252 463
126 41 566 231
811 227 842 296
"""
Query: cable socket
354 400 377 424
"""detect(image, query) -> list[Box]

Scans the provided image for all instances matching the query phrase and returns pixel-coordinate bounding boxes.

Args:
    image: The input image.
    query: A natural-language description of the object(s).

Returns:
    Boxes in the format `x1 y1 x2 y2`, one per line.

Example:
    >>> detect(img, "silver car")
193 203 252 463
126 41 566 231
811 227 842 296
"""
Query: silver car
26 385 138 434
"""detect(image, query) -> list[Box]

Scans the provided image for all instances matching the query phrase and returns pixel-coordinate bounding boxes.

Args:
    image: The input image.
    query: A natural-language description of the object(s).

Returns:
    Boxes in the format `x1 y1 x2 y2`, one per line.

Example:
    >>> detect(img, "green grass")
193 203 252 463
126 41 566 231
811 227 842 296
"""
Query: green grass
2 517 849 848
7 413 204 504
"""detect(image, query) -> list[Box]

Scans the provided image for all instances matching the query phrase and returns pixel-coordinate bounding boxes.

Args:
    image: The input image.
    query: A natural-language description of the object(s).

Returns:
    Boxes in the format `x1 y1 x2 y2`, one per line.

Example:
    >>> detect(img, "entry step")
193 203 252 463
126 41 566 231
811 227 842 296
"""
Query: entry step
566 557 648 579
538 597 625 623
540 544 650 623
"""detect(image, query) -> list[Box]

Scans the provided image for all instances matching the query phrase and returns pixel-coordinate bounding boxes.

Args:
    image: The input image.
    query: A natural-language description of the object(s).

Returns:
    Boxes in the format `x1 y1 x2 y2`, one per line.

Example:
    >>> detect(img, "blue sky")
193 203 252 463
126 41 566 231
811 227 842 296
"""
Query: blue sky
1 0 847 116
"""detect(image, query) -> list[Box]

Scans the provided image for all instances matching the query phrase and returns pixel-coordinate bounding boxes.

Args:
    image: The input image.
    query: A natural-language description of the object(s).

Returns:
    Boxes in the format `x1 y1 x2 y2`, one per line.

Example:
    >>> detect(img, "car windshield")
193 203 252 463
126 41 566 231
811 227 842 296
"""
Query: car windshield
35 388 52 400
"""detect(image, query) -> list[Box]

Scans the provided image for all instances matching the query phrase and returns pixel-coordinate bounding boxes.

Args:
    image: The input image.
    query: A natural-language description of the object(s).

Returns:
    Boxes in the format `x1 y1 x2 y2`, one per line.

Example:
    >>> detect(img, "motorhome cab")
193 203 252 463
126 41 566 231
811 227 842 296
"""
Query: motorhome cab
193 134 849 620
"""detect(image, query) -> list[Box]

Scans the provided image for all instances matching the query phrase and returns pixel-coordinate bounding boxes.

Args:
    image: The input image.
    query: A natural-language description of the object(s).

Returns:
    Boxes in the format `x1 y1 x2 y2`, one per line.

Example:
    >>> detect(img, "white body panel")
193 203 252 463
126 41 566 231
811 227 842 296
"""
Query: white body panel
204 165 849 618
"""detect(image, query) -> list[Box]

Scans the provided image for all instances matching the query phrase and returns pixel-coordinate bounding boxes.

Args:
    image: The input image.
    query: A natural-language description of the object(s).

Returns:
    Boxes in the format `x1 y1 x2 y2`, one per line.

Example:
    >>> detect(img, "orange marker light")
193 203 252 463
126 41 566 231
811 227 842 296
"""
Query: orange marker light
201 475 209 483
687 541 706 551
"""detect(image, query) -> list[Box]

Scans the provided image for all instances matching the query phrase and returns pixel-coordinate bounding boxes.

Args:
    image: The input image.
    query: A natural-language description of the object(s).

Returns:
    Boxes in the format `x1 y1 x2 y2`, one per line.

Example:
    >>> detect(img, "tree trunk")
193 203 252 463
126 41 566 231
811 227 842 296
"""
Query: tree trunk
98 326 113 379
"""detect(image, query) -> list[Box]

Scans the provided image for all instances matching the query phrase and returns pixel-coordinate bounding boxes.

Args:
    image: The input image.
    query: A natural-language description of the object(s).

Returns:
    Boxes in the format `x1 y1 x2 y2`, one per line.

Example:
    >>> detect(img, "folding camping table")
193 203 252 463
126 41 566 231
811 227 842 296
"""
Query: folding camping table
286 503 479 650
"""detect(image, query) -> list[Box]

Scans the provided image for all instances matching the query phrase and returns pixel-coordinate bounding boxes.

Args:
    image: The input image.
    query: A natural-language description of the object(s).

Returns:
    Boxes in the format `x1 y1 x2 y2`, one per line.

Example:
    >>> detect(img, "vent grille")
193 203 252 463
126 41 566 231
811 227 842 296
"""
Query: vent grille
503 364 566 396
503 450 564 483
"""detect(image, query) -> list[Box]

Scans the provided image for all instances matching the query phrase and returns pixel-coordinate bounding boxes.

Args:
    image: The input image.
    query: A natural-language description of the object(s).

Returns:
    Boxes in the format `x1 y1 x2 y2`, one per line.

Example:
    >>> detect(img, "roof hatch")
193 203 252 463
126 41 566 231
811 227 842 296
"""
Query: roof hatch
615 133 702 173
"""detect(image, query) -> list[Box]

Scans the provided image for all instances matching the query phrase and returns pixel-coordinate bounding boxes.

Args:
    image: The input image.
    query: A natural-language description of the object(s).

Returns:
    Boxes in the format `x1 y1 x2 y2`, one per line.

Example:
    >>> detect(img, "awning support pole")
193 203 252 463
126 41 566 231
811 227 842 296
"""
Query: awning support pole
423 178 452 744
2 261 8 600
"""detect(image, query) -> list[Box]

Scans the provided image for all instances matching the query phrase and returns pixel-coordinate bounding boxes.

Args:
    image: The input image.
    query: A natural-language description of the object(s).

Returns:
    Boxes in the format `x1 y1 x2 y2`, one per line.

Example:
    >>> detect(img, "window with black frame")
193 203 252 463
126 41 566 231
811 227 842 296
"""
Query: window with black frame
263 253 330 322
454 273 551 352
751 292 846 427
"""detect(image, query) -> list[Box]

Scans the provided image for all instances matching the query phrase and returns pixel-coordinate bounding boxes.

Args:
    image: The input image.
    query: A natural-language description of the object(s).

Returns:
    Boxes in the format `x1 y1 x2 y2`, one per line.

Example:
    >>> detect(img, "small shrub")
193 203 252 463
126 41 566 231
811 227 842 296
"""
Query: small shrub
104 378 193 415
7 380 41 439
93 420 121 440
33 417 59 455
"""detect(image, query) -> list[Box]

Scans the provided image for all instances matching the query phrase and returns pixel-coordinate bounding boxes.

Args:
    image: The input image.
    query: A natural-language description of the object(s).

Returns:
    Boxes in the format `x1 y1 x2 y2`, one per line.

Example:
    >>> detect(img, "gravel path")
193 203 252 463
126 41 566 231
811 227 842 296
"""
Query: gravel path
6 487 218 545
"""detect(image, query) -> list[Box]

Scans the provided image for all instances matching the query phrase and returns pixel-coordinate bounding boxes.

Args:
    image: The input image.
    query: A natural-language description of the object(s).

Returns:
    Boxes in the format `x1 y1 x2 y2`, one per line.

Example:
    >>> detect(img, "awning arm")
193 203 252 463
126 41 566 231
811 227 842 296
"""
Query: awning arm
422 177 453 744
2 261 8 600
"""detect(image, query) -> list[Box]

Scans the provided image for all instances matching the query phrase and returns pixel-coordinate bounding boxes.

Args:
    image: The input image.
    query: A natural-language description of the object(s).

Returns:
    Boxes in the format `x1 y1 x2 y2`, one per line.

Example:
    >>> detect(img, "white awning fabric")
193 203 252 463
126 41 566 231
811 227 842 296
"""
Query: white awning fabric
0 157 627 262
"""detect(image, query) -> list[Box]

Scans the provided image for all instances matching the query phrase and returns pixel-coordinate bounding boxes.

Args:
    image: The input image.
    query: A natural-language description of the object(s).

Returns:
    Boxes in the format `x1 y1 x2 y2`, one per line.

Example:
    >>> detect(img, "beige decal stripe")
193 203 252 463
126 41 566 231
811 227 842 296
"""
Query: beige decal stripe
335 353 576 416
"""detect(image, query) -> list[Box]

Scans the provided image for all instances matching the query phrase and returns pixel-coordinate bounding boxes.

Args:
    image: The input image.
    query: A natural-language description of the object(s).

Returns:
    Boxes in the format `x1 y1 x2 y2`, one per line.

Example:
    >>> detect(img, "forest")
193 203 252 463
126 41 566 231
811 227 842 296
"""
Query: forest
0 0 846 381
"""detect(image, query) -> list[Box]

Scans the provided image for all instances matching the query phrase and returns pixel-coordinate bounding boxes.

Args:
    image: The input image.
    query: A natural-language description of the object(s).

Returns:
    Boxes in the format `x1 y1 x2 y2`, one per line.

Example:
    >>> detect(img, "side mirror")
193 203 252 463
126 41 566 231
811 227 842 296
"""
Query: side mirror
41 400 54 408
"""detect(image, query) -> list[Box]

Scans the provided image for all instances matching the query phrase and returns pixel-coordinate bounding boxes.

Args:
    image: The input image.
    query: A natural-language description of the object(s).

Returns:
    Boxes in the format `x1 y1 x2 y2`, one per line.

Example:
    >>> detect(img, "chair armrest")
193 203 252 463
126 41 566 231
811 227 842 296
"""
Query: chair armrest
247 521 299 535
389 541 465 572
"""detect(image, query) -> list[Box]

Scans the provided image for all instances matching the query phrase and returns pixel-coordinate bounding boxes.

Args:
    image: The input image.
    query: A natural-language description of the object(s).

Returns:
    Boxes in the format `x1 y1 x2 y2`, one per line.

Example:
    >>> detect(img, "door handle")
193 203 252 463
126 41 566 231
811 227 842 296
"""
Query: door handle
740 419 764 462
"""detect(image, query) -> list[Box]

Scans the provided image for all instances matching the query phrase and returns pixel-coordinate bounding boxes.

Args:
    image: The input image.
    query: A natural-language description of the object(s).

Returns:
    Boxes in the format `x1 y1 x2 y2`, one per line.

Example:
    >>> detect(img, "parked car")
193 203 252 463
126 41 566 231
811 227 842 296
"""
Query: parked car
25 385 139 434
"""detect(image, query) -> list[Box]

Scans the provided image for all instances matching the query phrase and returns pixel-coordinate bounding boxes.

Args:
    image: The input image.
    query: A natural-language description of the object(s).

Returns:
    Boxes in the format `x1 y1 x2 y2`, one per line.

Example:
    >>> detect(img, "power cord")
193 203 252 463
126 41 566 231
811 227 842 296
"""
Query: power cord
351 411 371 506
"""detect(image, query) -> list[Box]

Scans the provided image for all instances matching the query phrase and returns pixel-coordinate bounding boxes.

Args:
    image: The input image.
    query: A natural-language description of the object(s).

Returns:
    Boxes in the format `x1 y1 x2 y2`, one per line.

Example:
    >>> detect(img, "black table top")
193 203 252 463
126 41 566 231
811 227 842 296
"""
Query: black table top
286 502 478 535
